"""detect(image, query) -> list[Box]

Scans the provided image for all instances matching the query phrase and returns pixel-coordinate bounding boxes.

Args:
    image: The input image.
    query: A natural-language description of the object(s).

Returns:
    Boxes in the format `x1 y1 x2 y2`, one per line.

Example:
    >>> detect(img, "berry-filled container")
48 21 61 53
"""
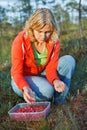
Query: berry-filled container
8 102 50 121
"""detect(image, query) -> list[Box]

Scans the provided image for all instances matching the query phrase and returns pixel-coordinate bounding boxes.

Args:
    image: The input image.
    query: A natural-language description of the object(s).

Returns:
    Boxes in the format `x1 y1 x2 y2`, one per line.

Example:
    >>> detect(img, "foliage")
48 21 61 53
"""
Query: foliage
0 64 86 130
0 0 87 27
0 1 87 129
0 6 7 22
0 22 23 66
0 23 87 129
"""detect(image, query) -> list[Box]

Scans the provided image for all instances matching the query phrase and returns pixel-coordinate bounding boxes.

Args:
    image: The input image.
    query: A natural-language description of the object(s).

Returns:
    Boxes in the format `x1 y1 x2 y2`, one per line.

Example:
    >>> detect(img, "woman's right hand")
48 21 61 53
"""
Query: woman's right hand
22 86 35 104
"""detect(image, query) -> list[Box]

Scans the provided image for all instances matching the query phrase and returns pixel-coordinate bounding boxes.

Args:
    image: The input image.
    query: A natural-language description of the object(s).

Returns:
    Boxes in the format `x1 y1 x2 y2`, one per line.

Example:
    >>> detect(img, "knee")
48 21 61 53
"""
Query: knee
58 55 76 78
65 55 76 76
59 55 76 71
65 55 76 69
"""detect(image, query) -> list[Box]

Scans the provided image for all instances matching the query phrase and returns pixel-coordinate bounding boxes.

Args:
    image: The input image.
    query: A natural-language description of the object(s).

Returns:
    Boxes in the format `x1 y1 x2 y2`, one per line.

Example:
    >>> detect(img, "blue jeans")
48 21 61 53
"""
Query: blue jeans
11 55 76 104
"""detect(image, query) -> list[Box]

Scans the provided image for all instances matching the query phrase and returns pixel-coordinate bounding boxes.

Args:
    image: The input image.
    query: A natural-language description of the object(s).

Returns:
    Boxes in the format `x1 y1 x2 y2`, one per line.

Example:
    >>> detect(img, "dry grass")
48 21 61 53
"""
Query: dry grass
0 24 87 130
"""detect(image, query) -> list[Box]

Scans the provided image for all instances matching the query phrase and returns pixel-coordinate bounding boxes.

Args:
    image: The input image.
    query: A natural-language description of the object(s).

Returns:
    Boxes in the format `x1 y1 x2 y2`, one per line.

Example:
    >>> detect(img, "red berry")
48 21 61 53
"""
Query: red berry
14 105 46 113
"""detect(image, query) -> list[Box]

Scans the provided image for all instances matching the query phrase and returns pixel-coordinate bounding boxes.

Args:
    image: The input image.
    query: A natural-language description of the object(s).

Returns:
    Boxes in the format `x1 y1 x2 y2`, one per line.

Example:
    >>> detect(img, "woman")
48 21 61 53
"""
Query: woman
11 8 76 105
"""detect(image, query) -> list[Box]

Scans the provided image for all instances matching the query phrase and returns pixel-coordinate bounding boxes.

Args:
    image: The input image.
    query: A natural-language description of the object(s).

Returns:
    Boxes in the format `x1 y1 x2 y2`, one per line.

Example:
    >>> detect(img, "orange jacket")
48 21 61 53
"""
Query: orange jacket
11 31 60 90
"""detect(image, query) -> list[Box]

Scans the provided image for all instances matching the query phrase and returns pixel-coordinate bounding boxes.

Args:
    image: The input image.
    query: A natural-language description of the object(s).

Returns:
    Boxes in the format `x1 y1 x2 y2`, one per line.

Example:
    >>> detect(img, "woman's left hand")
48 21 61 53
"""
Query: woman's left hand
53 79 66 92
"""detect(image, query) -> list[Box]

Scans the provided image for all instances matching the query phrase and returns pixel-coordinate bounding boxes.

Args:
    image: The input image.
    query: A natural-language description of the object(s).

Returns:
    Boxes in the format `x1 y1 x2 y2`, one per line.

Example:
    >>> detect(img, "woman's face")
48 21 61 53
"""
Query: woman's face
33 24 52 43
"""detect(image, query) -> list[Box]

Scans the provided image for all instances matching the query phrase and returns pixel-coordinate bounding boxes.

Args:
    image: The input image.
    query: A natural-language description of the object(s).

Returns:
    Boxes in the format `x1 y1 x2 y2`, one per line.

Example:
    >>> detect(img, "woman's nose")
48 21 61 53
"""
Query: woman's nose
41 32 46 40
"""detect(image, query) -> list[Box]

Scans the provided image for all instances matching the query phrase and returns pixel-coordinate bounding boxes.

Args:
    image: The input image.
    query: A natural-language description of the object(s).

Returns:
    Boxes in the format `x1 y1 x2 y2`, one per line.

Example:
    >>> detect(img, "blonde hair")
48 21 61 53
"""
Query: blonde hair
24 8 59 43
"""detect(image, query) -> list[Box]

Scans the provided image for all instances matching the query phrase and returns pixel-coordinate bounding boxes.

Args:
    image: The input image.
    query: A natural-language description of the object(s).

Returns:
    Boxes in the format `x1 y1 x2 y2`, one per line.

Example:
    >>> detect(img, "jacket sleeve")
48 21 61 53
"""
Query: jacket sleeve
11 35 30 90
46 41 60 85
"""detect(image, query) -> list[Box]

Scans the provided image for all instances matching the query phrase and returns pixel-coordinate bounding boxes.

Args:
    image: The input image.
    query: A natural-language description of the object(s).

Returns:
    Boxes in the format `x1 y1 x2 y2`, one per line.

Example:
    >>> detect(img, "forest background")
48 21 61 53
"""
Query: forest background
0 0 87 130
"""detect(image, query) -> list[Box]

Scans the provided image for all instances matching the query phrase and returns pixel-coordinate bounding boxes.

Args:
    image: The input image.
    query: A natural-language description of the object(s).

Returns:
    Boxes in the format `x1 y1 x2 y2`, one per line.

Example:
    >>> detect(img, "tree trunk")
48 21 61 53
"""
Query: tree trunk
79 0 83 37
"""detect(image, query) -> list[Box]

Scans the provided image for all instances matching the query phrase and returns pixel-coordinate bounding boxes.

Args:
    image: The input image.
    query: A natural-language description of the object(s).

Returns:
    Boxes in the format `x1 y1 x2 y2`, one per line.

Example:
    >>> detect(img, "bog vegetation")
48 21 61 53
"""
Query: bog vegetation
0 0 87 129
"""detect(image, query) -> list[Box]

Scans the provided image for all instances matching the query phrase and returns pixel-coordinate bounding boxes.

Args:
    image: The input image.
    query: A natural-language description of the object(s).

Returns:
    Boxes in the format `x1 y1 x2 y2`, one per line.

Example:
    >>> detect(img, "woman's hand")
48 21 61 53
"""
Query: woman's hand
53 79 66 92
22 86 35 104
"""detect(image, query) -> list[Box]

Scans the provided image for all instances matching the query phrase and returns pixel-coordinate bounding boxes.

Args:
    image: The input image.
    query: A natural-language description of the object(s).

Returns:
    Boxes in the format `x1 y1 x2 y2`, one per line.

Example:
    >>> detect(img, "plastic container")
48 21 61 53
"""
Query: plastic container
8 102 50 121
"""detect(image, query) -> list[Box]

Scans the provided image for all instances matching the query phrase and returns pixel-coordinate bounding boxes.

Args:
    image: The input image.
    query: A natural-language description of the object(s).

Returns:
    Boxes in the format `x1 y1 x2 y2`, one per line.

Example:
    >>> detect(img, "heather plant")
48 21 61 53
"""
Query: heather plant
0 24 87 130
